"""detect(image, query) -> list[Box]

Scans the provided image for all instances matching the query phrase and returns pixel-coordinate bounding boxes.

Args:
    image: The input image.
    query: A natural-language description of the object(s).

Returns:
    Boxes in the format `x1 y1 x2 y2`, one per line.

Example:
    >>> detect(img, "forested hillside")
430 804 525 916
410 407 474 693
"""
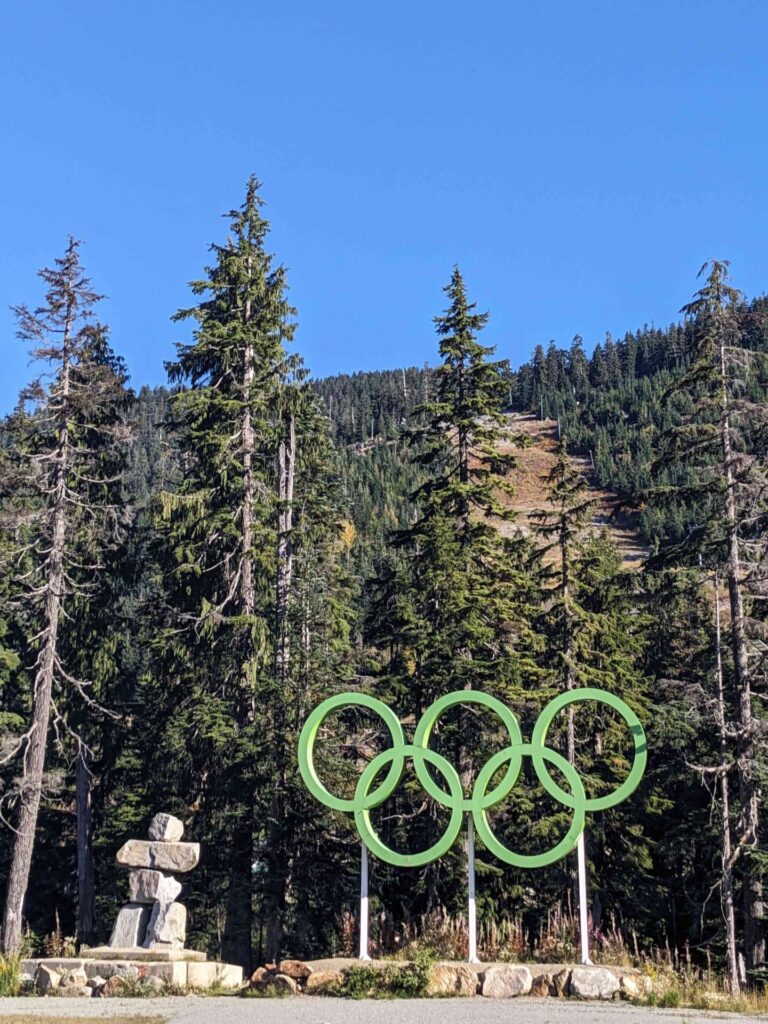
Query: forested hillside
1 181 767 995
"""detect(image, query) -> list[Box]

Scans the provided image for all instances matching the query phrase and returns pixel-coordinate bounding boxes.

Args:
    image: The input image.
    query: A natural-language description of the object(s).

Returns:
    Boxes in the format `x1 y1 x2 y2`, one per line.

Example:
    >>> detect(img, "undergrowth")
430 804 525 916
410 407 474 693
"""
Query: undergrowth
0 954 21 997
242 981 295 998
332 950 434 999
632 966 768 1016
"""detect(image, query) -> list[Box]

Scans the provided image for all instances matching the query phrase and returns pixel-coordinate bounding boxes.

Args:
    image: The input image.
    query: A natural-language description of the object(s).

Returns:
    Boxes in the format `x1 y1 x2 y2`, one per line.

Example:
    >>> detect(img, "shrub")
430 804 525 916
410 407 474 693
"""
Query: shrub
338 952 434 999
0 956 21 997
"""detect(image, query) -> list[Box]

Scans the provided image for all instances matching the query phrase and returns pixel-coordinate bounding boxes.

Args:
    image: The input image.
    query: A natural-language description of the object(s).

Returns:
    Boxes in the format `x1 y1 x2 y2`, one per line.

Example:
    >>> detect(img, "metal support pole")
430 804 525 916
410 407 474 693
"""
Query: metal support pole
577 830 591 965
467 815 479 963
359 841 371 960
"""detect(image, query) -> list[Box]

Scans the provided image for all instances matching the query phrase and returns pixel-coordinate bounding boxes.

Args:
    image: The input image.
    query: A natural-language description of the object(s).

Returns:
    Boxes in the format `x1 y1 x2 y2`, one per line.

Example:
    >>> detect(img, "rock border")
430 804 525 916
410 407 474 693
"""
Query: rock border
247 958 653 1000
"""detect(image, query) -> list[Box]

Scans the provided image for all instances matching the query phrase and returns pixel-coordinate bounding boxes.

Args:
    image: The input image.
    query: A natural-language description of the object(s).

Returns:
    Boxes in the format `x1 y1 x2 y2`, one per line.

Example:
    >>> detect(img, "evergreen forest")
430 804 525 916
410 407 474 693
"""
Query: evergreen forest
1 177 767 995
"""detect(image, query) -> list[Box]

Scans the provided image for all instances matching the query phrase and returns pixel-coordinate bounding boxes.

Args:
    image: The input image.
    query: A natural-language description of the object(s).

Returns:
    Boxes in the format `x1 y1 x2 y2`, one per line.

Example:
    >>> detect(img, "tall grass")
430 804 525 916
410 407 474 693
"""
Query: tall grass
0 955 21 997
334 905 768 1013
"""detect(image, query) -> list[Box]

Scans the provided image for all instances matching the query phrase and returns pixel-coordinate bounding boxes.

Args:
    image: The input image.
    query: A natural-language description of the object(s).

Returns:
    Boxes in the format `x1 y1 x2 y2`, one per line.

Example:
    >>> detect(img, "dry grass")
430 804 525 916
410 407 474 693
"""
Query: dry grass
638 966 768 1015
0 1019 166 1024
346 907 768 1015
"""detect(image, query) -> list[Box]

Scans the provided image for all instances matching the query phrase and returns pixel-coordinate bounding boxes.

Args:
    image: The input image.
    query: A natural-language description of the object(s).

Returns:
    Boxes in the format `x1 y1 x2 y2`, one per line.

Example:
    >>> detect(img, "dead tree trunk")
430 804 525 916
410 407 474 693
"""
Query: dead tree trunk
720 336 764 968
2 341 71 955
713 574 740 994
266 411 296 961
275 413 295 687
76 743 95 946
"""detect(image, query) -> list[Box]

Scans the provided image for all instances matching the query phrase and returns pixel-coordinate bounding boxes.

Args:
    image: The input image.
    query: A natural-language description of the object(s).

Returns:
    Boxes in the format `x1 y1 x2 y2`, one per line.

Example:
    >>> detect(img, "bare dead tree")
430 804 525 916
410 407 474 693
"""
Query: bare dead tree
0 239 129 954
678 262 768 968
713 572 741 994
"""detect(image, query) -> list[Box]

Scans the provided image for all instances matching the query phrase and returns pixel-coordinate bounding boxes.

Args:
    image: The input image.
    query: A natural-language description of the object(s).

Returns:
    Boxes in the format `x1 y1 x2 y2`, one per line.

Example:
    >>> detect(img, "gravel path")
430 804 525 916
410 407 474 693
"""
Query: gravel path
0 998 763 1024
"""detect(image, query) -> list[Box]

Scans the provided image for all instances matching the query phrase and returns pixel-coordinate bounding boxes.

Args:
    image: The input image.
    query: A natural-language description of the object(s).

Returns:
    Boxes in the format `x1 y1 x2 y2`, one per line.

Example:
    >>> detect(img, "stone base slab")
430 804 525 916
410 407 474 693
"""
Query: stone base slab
81 946 206 961
22 955 242 992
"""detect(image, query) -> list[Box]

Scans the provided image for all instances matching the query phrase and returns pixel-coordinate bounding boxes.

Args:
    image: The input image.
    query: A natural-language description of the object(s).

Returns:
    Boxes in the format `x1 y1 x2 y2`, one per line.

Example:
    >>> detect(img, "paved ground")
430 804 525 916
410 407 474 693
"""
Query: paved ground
0 998 763 1024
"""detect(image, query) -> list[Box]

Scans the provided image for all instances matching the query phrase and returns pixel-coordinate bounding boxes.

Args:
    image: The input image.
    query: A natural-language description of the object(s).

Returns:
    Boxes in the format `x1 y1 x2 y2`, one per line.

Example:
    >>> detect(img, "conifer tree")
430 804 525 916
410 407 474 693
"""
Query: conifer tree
531 442 650 938
530 439 598 760
161 177 297 968
369 268 543 914
651 260 768 969
0 240 130 953
160 176 352 964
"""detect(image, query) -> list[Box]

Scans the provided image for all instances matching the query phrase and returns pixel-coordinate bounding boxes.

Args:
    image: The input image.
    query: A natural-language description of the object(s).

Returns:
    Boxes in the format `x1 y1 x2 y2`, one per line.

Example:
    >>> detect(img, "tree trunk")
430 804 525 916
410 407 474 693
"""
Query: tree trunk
221 815 254 973
76 744 95 946
223 279 256 970
266 412 296 961
561 525 581 937
240 283 257 656
275 414 295 686
2 351 70 954
720 336 764 968
713 574 740 994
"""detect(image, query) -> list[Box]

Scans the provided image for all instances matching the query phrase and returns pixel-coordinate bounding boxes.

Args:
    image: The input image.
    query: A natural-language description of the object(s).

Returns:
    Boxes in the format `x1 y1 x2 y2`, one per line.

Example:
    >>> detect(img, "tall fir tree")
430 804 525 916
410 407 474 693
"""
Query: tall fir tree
159 177 297 969
368 268 543 917
531 441 651 941
158 176 353 965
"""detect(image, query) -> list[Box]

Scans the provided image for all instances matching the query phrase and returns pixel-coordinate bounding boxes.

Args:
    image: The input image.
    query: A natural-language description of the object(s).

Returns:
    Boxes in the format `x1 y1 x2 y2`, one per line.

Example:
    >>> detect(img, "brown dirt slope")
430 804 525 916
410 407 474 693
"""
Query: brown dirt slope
493 414 647 567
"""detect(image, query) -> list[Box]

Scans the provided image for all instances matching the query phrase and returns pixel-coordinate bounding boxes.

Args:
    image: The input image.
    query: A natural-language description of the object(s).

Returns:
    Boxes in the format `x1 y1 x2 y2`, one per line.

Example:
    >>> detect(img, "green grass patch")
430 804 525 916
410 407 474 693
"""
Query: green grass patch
334 951 433 999
242 982 295 998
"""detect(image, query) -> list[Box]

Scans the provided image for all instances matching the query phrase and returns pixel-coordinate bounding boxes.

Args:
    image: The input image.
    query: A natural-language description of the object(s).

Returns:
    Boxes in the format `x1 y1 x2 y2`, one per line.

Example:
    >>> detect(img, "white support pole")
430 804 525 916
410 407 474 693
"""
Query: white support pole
467 815 479 963
577 830 591 965
359 841 371 960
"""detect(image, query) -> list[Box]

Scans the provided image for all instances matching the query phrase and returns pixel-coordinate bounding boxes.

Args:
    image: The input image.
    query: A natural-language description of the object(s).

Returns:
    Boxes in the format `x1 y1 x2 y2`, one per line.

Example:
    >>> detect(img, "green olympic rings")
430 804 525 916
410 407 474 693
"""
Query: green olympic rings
298 687 647 869
298 691 405 813
413 690 523 812
530 687 648 811
354 745 465 867
473 744 586 867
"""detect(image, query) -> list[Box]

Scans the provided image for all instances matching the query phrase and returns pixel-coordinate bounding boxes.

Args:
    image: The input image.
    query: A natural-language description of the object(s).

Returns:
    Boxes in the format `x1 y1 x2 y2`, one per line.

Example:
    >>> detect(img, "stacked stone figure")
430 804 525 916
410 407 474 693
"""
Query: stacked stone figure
108 813 200 950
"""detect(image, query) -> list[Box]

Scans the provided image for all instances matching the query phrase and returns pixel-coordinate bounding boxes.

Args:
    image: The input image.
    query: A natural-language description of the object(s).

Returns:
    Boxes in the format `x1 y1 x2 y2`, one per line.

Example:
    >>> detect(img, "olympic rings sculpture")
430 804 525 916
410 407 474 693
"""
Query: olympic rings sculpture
298 688 647 869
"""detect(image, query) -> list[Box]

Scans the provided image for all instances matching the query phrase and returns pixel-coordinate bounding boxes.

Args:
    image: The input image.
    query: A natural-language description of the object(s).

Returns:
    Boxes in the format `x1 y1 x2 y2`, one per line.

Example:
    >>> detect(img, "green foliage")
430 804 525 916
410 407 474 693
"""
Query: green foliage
0 189 765 986
0 955 20 996
338 952 434 999
242 981 296 998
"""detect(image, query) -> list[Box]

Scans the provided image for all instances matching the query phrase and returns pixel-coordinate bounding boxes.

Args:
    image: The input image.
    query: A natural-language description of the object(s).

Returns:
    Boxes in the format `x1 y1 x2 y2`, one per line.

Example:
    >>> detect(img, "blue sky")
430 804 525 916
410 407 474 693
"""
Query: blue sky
1 0 767 410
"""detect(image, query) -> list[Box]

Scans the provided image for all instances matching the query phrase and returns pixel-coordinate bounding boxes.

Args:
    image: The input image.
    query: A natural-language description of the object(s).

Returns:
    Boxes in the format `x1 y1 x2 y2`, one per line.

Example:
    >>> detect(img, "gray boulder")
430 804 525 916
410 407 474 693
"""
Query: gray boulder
481 964 533 998
143 900 187 949
148 812 184 842
35 964 59 995
59 967 88 989
108 902 152 947
116 839 200 873
129 868 182 905
569 966 621 1000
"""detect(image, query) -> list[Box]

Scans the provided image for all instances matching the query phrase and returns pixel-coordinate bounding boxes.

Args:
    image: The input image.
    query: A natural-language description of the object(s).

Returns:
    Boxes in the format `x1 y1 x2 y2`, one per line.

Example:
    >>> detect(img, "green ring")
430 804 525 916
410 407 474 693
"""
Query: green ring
472 744 586 867
298 692 405 813
297 687 648 870
530 688 647 811
413 690 523 811
353 744 465 867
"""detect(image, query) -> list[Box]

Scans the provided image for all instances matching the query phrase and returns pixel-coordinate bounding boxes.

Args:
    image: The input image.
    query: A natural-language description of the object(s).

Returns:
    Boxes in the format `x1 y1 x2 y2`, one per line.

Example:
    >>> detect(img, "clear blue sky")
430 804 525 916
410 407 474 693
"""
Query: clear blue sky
2 0 767 411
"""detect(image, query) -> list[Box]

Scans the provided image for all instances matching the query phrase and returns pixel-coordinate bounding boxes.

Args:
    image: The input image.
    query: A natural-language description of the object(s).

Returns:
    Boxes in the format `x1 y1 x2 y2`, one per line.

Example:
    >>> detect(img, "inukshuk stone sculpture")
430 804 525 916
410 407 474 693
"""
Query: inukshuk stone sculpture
108 813 200 950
